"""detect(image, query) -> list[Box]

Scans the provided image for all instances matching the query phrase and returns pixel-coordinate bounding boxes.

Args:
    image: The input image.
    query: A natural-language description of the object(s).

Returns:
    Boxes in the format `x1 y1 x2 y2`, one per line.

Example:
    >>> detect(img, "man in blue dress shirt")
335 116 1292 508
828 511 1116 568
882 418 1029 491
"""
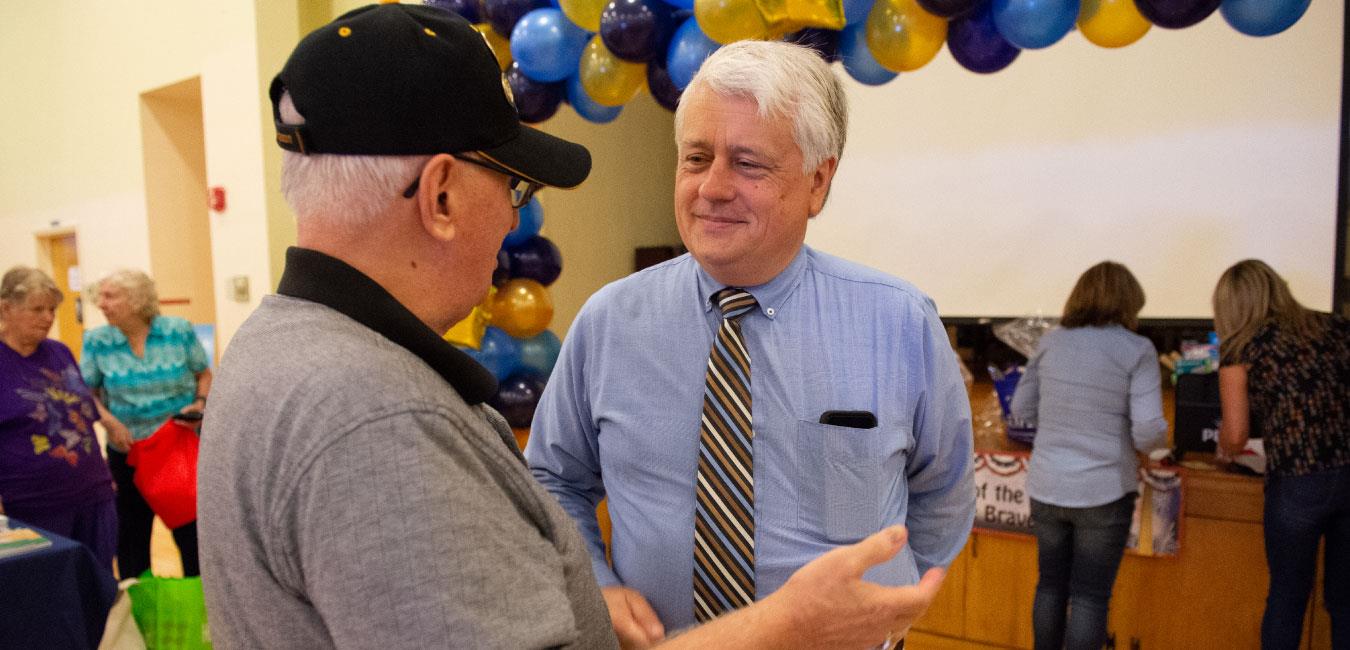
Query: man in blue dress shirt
525 40 976 647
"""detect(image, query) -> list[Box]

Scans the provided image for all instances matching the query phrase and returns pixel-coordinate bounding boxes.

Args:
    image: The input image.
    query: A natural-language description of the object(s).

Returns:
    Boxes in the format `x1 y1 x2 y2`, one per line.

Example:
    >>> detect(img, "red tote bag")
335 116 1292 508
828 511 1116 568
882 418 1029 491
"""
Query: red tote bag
127 419 200 529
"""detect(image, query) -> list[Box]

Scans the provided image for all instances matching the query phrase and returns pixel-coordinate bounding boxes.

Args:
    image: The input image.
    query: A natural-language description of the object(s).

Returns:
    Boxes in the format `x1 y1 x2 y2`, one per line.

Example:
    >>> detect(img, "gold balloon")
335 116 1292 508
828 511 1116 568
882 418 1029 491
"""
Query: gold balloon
1078 0 1151 48
695 0 772 44
559 0 607 33
491 278 554 339
864 0 947 73
473 23 513 72
757 0 845 32
579 36 647 107
444 286 496 348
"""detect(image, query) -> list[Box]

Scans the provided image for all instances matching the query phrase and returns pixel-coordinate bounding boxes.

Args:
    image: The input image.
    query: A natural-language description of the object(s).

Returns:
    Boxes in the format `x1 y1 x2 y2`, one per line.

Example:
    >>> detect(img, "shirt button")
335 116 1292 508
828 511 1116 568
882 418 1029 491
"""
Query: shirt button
765 308 776 316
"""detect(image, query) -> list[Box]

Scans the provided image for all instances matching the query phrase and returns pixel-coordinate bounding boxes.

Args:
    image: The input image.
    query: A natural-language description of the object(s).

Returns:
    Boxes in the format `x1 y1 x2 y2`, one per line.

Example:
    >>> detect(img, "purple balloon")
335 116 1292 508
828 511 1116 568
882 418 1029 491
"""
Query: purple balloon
507 62 564 123
916 0 981 18
507 235 564 286
489 371 548 428
783 28 840 63
486 0 549 38
493 248 511 287
424 0 485 23
1134 0 1220 28
646 58 683 112
600 0 676 63
948 4 1020 73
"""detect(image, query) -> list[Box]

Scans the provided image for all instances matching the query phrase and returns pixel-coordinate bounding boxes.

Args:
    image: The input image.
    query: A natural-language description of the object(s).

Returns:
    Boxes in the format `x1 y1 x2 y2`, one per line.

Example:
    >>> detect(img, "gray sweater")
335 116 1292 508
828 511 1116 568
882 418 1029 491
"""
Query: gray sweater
198 288 616 649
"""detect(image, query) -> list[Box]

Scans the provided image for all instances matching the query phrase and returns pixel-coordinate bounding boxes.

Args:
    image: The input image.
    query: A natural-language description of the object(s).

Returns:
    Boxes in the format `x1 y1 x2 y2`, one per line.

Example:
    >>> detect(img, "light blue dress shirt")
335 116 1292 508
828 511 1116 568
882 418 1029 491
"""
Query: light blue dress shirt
525 245 976 630
1010 325 1169 508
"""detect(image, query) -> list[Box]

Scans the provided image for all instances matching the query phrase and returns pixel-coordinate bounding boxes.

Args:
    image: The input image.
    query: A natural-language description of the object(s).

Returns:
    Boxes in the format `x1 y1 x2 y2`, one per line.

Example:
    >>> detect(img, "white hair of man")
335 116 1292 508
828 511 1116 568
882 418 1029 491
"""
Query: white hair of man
674 40 847 174
278 91 431 234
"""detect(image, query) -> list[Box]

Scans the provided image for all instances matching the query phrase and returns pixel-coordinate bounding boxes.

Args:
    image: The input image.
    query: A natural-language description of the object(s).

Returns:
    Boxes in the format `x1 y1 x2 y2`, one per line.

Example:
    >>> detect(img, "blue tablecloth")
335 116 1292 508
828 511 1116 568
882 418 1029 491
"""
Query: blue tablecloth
0 519 118 649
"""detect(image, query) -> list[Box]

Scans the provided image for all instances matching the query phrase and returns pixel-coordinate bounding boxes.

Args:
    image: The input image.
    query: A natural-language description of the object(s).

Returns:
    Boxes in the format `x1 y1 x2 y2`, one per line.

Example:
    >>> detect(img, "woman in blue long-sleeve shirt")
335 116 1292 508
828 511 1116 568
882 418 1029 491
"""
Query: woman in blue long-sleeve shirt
1011 261 1169 650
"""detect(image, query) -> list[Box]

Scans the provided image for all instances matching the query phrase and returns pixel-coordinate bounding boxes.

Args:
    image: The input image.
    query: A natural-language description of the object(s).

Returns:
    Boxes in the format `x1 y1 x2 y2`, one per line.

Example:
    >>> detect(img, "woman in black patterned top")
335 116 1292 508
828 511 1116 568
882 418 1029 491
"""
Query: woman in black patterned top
1212 259 1350 650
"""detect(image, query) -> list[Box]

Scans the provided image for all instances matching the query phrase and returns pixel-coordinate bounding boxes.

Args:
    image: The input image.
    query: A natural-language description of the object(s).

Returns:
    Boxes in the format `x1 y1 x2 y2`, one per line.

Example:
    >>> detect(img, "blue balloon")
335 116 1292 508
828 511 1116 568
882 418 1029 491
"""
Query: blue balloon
424 0 485 23
843 0 874 24
838 23 897 86
489 371 549 428
465 326 521 381
505 197 545 248
1219 0 1309 36
661 0 694 9
486 0 549 38
565 75 623 123
991 0 1079 49
666 18 720 90
511 8 591 83
518 330 563 377
949 3 1020 73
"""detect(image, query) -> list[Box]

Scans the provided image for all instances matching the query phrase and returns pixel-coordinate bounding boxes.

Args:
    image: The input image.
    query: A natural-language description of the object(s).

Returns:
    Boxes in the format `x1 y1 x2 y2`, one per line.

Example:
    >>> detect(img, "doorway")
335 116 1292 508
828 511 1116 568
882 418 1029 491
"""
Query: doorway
35 231 83 358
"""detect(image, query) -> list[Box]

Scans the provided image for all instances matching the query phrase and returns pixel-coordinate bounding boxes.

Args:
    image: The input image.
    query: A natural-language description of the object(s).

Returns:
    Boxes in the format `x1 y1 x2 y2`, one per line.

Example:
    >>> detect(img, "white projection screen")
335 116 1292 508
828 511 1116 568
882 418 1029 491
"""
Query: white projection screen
808 0 1343 319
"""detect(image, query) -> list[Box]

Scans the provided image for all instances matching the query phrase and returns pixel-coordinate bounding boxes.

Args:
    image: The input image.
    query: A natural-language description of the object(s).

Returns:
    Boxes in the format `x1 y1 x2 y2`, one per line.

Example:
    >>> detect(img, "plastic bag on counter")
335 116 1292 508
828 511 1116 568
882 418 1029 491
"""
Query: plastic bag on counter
993 315 1058 359
988 364 1036 445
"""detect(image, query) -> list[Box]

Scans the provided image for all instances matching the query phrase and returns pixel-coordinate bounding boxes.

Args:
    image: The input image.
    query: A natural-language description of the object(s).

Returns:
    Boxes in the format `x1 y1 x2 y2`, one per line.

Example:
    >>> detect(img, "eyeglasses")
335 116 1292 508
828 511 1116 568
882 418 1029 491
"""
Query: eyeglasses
402 154 543 209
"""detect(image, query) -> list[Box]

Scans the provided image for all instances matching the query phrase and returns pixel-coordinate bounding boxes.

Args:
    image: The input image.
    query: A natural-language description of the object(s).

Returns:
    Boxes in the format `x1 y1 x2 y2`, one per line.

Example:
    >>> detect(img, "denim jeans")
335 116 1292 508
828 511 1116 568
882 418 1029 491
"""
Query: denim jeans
1262 465 1350 650
1030 493 1136 650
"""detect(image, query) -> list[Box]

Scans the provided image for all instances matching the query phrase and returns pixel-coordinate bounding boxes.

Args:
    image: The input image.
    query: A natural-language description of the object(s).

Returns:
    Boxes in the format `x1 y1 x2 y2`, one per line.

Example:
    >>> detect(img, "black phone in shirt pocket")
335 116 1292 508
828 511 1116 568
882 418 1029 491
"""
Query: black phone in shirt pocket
818 410 878 429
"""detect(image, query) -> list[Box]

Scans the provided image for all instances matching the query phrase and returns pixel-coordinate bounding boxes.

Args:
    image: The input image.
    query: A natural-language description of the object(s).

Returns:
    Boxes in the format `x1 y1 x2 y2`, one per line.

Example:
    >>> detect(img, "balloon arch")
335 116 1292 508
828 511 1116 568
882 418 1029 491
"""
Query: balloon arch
437 0 1313 425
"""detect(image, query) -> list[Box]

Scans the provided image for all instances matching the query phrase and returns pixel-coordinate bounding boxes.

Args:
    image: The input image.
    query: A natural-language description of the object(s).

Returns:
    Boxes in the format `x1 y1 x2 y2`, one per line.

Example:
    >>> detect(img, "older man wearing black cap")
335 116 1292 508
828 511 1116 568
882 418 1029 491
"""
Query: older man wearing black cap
199 3 944 648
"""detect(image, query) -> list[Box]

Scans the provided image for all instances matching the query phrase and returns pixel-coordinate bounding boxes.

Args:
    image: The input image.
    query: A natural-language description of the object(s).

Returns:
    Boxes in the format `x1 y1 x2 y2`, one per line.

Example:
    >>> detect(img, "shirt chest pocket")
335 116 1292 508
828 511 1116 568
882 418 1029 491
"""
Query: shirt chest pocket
795 419 907 544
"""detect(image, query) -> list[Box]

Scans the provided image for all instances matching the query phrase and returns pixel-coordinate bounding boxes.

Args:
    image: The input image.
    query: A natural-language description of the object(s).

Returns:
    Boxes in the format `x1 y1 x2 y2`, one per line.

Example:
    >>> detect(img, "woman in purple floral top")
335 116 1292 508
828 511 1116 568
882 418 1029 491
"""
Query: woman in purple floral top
1213 259 1350 650
0 267 116 569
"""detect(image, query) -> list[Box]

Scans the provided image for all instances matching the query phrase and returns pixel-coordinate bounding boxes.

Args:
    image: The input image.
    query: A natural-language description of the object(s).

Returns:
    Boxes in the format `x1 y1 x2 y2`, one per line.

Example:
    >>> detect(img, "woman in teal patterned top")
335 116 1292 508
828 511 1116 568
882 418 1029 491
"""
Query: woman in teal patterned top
81 269 211 578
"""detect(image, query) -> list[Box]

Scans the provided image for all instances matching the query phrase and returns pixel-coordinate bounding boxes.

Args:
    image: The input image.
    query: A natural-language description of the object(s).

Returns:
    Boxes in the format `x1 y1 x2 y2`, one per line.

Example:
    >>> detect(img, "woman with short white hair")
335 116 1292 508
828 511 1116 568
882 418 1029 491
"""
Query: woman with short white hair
82 268 211 577
0 266 117 569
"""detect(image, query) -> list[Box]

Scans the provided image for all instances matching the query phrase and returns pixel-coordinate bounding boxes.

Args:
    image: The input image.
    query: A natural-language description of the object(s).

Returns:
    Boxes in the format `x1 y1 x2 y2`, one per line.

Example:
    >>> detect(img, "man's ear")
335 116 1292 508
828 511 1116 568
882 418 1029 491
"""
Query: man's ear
417 153 460 242
807 156 838 218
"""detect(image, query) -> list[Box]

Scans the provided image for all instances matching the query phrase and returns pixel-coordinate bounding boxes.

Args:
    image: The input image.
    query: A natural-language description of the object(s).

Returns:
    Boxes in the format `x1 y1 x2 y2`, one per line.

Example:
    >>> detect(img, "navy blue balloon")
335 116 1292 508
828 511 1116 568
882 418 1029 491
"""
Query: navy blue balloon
783 28 840 63
489 371 548 428
507 235 564 286
917 0 982 18
487 0 550 40
666 17 719 90
1134 0 1220 28
601 0 676 63
493 248 512 286
424 0 485 23
991 0 1079 49
507 62 564 123
948 3 1020 73
838 23 897 86
646 57 683 112
505 197 545 248
1219 0 1309 36
565 74 624 123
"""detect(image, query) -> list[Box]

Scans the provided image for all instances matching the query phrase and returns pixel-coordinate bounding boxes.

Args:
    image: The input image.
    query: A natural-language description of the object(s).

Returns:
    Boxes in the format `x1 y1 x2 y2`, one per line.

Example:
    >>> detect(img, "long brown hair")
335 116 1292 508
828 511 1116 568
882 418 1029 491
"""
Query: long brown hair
1212 259 1325 364
1061 261 1146 330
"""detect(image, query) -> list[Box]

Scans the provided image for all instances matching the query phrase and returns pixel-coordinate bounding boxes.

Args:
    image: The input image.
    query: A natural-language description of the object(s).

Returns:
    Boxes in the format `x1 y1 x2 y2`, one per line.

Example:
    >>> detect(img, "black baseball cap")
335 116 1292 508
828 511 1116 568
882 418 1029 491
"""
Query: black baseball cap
269 2 591 189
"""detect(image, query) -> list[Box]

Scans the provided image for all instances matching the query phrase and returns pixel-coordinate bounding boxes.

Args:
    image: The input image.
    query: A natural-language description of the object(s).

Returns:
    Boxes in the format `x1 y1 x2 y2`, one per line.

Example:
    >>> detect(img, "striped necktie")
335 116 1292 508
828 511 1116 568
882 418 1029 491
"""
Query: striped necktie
693 287 758 622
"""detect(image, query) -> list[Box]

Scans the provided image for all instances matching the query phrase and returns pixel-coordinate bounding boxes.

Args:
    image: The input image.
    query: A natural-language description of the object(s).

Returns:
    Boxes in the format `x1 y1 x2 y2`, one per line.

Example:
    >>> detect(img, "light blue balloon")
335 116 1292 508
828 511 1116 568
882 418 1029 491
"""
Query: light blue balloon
660 0 693 8
665 18 720 90
511 8 591 83
839 23 897 86
843 0 874 24
565 75 623 123
518 330 562 377
991 0 1078 49
504 197 544 249
465 326 522 381
1220 0 1309 36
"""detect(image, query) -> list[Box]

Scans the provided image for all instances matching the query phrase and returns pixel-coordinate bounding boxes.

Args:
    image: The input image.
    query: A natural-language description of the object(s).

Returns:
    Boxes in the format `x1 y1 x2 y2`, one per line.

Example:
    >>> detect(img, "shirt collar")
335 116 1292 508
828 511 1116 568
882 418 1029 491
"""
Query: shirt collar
276 247 498 405
695 246 810 321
